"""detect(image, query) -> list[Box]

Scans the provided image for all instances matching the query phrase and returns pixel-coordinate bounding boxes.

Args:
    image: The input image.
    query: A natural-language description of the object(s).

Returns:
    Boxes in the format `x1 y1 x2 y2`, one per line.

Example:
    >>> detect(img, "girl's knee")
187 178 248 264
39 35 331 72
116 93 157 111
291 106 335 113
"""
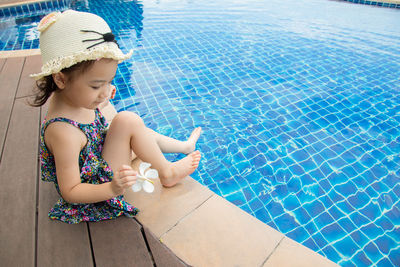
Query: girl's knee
113 111 144 129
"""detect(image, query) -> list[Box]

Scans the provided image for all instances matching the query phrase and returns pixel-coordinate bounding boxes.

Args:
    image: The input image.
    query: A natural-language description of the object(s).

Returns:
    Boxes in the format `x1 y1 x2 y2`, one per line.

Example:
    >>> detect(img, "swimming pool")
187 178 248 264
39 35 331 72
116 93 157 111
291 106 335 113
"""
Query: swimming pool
1 0 399 265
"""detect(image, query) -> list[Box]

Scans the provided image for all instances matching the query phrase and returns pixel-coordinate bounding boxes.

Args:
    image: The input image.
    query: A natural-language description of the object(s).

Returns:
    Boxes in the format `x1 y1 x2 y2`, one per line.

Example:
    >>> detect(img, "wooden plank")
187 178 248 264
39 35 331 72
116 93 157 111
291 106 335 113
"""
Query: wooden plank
0 98 39 266
36 182 94 266
89 216 153 267
16 55 42 98
143 226 188 267
37 104 94 267
0 57 24 157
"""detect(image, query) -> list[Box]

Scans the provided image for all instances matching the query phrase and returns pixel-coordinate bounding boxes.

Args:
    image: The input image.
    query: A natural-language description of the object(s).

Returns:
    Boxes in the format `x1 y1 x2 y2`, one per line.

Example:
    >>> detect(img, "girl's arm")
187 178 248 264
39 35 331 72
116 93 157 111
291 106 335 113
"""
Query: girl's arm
45 122 136 203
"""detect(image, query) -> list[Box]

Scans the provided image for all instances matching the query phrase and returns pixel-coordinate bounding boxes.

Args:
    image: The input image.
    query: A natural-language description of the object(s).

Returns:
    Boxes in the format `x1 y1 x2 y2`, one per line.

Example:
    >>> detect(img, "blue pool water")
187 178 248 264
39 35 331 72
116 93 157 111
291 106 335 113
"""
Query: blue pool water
1 0 399 265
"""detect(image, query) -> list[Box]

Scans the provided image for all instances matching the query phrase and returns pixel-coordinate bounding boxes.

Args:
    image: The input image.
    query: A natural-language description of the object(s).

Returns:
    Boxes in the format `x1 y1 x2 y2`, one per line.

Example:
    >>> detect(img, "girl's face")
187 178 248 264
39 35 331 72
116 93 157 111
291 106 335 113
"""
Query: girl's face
56 58 118 109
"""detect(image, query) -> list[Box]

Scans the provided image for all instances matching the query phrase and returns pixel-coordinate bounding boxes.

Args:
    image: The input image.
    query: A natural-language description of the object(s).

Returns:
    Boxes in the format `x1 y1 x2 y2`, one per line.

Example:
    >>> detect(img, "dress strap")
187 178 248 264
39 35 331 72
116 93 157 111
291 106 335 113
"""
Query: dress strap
95 108 108 128
41 109 102 134
41 116 81 134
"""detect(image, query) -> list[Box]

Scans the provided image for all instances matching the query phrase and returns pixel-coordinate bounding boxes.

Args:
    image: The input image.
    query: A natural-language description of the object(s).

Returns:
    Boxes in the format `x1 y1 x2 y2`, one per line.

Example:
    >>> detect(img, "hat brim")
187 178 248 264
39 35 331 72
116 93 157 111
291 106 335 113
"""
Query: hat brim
30 46 133 80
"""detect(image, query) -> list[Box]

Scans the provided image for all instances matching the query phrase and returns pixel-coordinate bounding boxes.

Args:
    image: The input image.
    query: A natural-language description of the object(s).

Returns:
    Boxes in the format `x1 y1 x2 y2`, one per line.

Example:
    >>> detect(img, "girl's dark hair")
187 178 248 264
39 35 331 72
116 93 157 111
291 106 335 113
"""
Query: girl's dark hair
30 60 96 107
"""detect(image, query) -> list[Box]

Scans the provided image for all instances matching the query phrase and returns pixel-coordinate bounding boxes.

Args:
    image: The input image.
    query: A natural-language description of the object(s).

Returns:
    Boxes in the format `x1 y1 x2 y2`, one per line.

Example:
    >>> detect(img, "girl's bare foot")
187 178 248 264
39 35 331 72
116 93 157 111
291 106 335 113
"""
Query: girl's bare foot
183 127 202 154
161 151 201 187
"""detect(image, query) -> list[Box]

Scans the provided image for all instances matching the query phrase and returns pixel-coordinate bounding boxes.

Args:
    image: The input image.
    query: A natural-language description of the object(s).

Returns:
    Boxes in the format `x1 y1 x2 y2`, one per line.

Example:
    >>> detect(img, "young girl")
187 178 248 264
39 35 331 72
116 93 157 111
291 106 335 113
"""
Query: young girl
31 10 201 224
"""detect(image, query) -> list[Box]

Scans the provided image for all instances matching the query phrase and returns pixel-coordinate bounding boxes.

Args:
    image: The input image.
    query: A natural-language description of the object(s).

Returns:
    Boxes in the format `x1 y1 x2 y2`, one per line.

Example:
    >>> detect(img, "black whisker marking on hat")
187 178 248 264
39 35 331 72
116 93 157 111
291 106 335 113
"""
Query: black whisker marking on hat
81 30 102 34
80 29 120 49
82 37 104 42
86 40 107 49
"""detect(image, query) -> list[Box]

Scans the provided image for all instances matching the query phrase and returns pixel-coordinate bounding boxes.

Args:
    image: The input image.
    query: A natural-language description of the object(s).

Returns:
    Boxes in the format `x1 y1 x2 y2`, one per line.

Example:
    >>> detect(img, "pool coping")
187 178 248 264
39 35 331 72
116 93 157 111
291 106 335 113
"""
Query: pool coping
0 0 71 18
0 0 399 12
0 0 48 9
337 0 400 8
0 49 40 58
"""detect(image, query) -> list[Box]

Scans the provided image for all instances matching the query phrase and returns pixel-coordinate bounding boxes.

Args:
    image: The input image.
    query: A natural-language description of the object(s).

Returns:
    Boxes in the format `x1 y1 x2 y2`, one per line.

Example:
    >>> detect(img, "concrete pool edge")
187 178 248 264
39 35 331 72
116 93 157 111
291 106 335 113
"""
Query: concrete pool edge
0 49 40 58
0 0 48 9
1 0 399 11
339 0 400 4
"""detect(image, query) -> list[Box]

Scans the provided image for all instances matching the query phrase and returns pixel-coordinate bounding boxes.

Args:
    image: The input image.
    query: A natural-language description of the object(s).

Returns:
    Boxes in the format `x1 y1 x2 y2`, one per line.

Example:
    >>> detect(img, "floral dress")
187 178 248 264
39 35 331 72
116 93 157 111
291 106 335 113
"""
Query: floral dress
40 108 138 224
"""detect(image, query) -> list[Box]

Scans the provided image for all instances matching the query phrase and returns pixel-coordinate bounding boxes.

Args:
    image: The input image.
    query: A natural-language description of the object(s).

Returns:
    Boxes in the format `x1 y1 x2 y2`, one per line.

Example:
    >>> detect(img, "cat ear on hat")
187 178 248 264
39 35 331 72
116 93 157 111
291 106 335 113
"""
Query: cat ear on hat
37 12 61 32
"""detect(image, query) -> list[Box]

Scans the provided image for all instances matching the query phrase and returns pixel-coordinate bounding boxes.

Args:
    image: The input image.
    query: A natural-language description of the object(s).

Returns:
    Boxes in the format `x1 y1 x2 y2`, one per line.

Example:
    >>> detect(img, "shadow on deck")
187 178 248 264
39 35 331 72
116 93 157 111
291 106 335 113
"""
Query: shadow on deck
0 55 187 266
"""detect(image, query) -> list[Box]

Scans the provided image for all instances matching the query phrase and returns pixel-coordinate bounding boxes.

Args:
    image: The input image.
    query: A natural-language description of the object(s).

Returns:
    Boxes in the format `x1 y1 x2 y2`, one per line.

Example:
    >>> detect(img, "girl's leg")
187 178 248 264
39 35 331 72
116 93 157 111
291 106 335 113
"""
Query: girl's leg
102 112 201 187
149 127 202 154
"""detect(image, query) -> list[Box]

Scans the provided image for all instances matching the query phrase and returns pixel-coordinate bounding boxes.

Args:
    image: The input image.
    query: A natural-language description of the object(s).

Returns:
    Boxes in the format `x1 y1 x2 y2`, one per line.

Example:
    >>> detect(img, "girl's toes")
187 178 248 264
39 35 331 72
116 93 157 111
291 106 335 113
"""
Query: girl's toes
191 127 202 138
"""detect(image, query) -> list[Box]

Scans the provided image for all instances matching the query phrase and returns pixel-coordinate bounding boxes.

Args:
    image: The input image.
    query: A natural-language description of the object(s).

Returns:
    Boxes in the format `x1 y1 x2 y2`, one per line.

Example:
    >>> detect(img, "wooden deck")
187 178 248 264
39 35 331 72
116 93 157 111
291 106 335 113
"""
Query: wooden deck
0 55 187 267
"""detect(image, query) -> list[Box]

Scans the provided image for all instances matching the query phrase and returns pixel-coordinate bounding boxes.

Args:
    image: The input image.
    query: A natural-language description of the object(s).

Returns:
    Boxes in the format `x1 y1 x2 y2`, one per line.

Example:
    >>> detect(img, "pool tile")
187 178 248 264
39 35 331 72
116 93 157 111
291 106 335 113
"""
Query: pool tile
225 190 247 206
364 241 383 263
377 215 396 232
314 212 335 229
283 194 301 211
334 236 360 259
375 235 397 255
337 217 357 233
335 181 358 196
304 200 325 218
313 232 329 249
388 247 400 266
352 251 373 266
321 222 346 242
286 226 309 243
360 223 385 241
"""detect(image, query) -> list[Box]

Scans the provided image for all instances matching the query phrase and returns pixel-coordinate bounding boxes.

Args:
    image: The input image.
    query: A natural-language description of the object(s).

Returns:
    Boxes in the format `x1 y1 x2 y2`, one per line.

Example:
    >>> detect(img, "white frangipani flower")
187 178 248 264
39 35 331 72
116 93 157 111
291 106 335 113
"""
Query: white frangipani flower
131 162 159 193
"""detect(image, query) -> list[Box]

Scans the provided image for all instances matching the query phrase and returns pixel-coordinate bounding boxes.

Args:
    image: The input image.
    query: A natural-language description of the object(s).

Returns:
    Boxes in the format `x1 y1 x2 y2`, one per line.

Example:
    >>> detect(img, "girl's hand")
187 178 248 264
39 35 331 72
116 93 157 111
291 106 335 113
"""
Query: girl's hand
111 165 137 196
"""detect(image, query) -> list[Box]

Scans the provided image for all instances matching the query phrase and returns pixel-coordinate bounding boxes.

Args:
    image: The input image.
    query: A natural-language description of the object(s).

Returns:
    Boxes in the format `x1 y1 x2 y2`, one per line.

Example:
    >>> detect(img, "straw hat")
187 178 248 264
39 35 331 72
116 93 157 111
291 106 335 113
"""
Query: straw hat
30 10 132 80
